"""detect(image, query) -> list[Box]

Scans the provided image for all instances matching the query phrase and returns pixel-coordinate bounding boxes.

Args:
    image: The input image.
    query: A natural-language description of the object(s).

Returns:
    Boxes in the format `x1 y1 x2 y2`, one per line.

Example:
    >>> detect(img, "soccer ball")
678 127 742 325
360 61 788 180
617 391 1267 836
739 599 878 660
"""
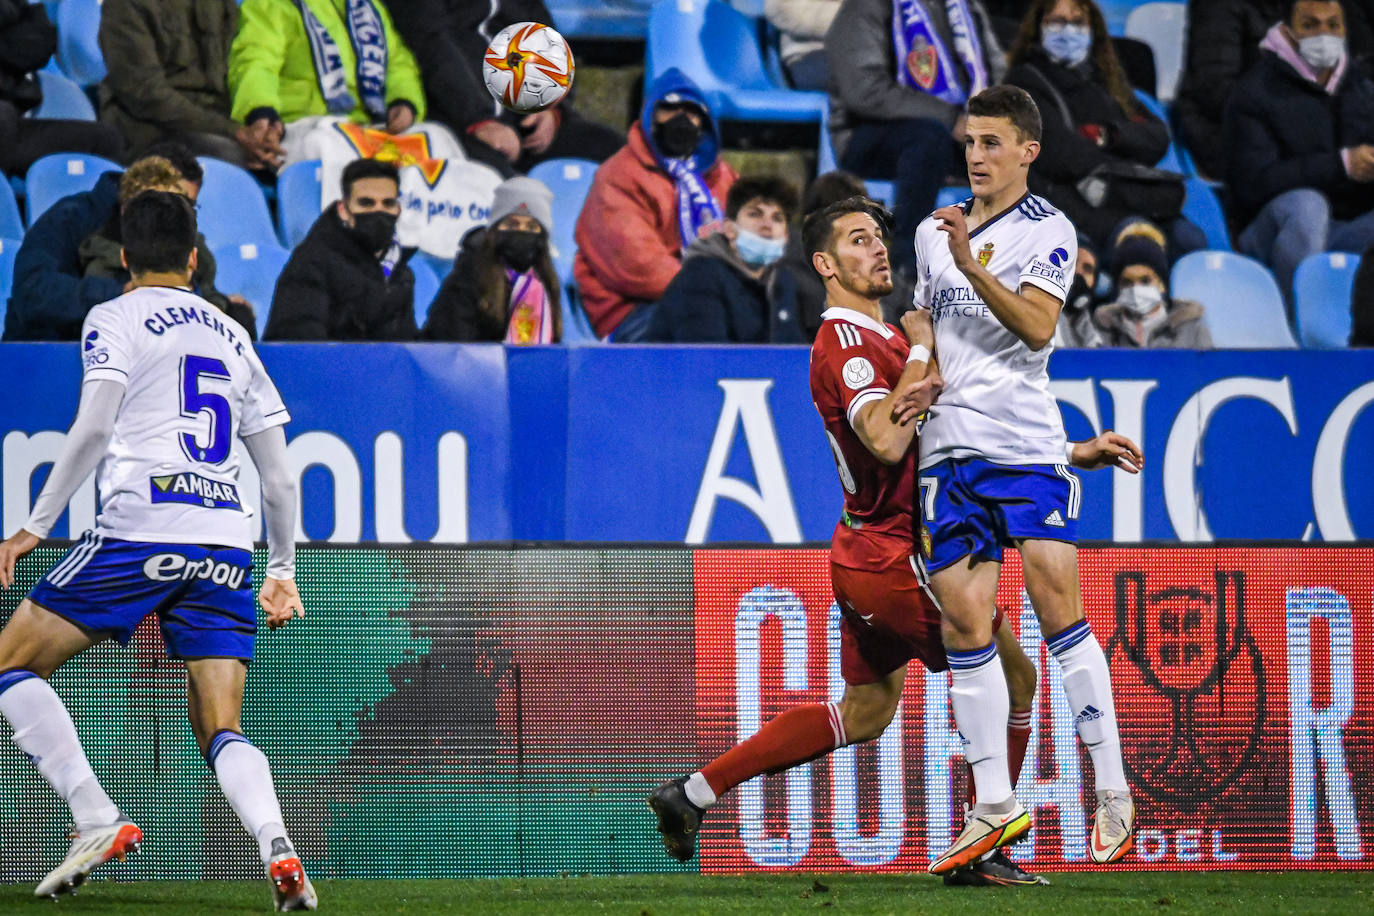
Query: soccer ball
482 22 575 115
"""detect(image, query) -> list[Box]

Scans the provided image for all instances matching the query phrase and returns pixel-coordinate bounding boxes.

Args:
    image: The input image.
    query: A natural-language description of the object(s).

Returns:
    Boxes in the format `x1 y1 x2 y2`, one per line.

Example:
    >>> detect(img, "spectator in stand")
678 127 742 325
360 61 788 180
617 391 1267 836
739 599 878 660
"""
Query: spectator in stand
423 176 562 343
389 0 621 177
1093 223 1211 348
765 0 841 91
1004 0 1205 255
4 148 249 340
266 158 417 341
99 0 282 168
1054 231 1104 346
1353 236 1374 344
646 175 804 343
0 0 123 176
573 69 736 341
825 0 1003 272
228 0 435 167
1225 0 1374 304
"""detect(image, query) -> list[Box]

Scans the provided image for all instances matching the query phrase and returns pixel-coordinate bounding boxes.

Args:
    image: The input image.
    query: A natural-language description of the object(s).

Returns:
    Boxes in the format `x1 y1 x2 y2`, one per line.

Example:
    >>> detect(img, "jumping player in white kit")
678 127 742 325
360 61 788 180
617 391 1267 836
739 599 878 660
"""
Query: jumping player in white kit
914 85 1139 874
0 191 317 910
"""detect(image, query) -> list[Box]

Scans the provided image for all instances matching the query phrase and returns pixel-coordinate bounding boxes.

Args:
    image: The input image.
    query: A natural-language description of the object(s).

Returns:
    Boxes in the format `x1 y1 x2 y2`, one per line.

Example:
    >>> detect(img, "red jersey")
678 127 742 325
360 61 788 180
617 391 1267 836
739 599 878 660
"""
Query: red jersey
809 306 917 570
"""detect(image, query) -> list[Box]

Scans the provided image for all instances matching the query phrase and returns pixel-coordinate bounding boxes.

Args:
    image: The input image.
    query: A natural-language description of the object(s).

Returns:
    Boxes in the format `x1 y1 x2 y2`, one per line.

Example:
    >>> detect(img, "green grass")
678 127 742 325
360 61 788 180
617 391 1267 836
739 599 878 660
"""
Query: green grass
1 872 1370 915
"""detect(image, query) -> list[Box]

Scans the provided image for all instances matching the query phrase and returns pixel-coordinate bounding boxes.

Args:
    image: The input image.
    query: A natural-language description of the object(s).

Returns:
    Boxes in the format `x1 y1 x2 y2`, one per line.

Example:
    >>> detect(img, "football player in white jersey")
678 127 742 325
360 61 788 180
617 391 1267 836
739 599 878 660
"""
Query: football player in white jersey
913 86 1141 874
0 192 317 910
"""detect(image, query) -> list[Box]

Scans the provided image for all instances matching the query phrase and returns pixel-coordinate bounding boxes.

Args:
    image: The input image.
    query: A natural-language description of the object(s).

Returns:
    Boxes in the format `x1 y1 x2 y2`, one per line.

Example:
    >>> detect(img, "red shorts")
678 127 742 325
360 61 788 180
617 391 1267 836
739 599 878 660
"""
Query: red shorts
830 554 1004 686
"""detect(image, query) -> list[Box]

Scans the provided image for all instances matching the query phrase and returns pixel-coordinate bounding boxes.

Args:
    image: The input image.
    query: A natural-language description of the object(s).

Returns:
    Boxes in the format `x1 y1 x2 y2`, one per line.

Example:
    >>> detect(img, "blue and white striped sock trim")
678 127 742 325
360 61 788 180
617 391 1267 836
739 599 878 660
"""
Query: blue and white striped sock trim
0 668 38 698
947 643 997 671
205 729 251 769
1046 620 1093 657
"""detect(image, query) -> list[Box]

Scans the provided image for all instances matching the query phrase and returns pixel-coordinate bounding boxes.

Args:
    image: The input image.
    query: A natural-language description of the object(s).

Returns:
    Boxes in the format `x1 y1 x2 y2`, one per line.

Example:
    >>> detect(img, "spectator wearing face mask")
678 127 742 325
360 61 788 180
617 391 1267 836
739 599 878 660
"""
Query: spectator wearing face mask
422 176 562 343
645 175 804 343
1225 0 1374 306
1093 224 1211 348
265 158 418 340
1053 230 1104 346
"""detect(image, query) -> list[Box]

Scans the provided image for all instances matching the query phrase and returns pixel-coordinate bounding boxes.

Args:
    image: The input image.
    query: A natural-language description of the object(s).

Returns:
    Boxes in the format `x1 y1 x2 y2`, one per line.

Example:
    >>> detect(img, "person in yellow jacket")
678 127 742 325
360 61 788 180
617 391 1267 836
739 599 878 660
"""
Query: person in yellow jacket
228 0 433 167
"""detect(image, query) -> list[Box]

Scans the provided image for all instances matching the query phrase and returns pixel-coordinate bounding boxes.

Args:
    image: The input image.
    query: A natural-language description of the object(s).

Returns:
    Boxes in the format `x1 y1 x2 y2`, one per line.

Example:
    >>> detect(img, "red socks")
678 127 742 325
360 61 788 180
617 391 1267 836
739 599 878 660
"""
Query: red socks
701 702 847 796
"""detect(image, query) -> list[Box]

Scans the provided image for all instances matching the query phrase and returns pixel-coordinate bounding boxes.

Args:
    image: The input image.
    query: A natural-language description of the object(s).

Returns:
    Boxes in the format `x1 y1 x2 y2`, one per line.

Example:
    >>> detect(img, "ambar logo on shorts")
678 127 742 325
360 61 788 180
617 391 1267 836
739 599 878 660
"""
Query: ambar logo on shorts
142 553 247 589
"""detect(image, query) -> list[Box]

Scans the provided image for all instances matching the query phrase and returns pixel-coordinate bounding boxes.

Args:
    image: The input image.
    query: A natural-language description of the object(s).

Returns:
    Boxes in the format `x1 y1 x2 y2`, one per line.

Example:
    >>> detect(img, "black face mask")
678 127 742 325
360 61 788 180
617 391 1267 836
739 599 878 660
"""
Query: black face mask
493 229 544 273
1067 272 1095 312
653 111 704 158
347 210 398 253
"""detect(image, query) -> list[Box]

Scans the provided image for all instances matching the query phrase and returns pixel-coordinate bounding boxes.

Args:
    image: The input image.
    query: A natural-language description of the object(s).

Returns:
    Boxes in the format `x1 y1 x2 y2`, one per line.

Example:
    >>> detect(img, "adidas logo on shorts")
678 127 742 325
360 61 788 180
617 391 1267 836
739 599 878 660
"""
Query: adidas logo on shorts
1043 509 1066 527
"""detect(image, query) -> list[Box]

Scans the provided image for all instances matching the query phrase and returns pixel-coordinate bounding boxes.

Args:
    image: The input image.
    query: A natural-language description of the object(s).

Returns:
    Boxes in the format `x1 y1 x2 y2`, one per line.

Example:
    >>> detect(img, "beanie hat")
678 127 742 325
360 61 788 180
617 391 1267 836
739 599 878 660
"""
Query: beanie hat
489 176 554 235
1112 224 1169 285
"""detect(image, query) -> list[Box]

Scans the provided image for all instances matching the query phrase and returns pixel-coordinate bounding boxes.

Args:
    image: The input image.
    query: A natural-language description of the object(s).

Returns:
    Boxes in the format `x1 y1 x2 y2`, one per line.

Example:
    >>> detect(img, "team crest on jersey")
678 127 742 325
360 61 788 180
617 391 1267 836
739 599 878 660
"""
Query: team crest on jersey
920 525 933 558
842 357 876 390
905 38 938 90
977 242 995 267
150 472 242 510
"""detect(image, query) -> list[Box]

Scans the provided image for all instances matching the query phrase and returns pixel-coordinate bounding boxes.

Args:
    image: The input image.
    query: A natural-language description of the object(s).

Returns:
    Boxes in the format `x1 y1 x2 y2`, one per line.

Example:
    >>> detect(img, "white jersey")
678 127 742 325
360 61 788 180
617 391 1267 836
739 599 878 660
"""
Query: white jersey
80 286 289 549
913 193 1076 468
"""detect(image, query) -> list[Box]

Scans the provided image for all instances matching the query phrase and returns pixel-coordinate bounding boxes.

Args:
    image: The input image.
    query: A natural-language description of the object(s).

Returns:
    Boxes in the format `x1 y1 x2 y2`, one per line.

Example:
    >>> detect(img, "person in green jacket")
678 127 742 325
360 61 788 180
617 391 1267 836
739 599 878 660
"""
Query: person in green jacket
228 0 431 167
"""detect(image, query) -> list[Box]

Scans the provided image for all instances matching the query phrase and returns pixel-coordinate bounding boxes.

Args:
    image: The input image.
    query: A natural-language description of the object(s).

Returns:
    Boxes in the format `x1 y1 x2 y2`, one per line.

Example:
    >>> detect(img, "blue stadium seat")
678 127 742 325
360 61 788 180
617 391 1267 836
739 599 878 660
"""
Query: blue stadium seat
25 153 121 226
560 285 600 344
1099 0 1146 36
1293 251 1360 348
212 242 291 339
30 70 96 120
1171 250 1297 348
0 179 22 239
410 257 440 330
277 159 323 249
57 0 106 86
195 157 278 252
0 237 19 317
646 0 826 124
1125 2 1187 102
817 107 896 207
526 157 597 288
937 186 972 208
412 251 454 284
545 0 651 39
1132 89 1193 175
1181 177 1231 250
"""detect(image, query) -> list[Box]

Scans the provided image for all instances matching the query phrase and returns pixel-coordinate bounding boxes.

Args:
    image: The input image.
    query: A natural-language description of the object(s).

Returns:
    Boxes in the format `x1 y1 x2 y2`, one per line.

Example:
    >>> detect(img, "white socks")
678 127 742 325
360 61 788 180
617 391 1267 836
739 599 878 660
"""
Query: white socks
1047 621 1129 794
207 732 288 862
0 672 121 831
947 645 1013 808
684 771 717 809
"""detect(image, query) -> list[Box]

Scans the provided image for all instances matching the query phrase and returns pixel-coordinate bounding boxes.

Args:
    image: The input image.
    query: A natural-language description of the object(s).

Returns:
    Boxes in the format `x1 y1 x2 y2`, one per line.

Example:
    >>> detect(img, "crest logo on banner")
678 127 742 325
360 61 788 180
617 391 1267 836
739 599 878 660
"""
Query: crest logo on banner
906 38 939 90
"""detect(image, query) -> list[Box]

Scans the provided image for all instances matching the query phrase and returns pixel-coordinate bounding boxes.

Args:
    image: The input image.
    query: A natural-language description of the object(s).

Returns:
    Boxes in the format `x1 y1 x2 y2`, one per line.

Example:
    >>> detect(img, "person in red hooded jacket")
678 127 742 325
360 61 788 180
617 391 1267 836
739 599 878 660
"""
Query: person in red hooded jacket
573 68 737 340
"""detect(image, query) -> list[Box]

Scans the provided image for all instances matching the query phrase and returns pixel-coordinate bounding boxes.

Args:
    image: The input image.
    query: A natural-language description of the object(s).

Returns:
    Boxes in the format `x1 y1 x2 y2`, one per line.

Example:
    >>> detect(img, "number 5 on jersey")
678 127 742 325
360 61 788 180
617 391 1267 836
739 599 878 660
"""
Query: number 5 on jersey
180 355 231 465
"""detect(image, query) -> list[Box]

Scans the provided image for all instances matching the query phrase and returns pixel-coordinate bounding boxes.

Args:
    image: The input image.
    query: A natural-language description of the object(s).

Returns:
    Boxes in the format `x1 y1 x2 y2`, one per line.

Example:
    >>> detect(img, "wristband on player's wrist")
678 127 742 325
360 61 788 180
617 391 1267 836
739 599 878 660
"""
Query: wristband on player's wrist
906 345 931 364
1065 440 1077 464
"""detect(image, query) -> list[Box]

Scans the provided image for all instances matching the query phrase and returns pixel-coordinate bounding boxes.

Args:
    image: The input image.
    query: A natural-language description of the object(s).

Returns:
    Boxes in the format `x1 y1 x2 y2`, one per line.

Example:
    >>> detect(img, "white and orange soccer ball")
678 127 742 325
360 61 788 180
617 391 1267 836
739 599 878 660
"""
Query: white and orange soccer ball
482 21 575 115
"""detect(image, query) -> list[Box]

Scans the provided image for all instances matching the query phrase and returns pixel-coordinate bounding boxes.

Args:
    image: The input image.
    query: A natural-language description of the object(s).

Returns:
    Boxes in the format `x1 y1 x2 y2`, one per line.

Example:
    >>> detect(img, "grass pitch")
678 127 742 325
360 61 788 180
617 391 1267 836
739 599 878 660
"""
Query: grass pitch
0 872 1369 915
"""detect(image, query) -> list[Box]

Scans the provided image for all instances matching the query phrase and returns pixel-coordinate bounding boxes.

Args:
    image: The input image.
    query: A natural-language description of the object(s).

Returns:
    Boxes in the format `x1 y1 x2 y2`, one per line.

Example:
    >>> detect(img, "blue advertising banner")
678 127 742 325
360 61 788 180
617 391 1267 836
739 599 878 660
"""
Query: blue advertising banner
2 344 1371 543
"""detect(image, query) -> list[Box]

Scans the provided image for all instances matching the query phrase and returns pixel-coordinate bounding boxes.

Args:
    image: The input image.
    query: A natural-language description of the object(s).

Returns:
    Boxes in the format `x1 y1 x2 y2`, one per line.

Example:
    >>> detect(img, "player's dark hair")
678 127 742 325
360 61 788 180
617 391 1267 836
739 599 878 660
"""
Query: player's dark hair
341 158 400 199
966 85 1043 143
803 170 868 217
121 190 197 275
802 196 893 260
725 175 800 222
140 141 203 186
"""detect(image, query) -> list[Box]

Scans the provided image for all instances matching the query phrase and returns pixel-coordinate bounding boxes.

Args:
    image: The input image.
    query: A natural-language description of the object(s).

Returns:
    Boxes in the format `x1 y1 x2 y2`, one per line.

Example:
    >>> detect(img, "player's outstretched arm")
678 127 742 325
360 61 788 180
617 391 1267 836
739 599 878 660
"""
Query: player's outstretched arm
242 426 303 629
1069 431 1143 473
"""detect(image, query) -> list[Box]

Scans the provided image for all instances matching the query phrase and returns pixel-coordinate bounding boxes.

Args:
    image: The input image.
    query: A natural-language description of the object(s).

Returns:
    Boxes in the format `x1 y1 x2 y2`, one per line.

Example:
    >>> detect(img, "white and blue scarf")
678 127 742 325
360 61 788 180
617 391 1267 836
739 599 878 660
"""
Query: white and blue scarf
892 0 988 106
295 0 389 119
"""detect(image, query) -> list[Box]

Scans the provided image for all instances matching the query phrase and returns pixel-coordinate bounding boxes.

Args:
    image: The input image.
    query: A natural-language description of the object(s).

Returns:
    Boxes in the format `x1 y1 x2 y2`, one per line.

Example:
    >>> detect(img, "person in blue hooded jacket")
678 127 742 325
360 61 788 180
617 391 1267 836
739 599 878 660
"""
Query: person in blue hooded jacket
573 68 737 340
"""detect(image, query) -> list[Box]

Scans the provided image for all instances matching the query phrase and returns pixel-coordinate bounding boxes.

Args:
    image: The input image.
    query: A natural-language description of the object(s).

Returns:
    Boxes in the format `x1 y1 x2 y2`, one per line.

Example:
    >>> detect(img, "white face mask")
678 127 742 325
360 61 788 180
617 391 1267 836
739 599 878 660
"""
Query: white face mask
1119 282 1164 316
1298 33 1345 71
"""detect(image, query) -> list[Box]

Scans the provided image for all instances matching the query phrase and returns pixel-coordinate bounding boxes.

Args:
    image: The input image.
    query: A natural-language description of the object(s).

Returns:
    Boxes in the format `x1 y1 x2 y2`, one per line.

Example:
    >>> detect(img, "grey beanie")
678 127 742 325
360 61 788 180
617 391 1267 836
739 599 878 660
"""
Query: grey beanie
489 176 554 235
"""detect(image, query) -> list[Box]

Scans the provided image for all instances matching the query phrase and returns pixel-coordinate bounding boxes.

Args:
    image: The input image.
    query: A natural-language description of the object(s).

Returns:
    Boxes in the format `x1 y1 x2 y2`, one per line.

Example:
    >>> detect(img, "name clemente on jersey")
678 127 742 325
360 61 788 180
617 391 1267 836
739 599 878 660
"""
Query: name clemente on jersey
142 303 248 356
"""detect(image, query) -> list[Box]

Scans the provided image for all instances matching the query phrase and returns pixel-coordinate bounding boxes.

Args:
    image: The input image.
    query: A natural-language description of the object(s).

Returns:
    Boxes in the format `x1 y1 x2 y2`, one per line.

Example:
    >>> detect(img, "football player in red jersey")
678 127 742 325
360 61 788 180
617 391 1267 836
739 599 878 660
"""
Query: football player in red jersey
648 197 1140 885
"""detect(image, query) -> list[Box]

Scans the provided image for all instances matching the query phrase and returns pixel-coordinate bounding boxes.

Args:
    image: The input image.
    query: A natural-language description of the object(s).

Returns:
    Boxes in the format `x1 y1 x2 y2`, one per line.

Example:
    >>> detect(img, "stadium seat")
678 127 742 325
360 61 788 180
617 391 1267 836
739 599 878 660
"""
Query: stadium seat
1098 0 1145 35
57 0 107 86
195 157 278 253
1181 177 1232 251
411 257 440 330
0 237 19 315
412 251 454 284
1133 89 1193 176
0 179 22 239
30 69 97 121
561 285 601 344
937 186 972 208
646 0 826 124
277 159 323 249
212 242 291 339
817 107 896 207
1293 251 1360 348
545 0 651 39
24 153 121 227
1125 2 1187 102
1171 251 1297 348
526 157 598 288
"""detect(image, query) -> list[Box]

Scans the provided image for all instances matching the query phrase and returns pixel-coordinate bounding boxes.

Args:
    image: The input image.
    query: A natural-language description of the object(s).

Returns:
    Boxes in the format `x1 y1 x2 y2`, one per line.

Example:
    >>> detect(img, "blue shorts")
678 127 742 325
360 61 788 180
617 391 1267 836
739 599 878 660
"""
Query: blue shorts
918 458 1080 573
28 533 256 660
